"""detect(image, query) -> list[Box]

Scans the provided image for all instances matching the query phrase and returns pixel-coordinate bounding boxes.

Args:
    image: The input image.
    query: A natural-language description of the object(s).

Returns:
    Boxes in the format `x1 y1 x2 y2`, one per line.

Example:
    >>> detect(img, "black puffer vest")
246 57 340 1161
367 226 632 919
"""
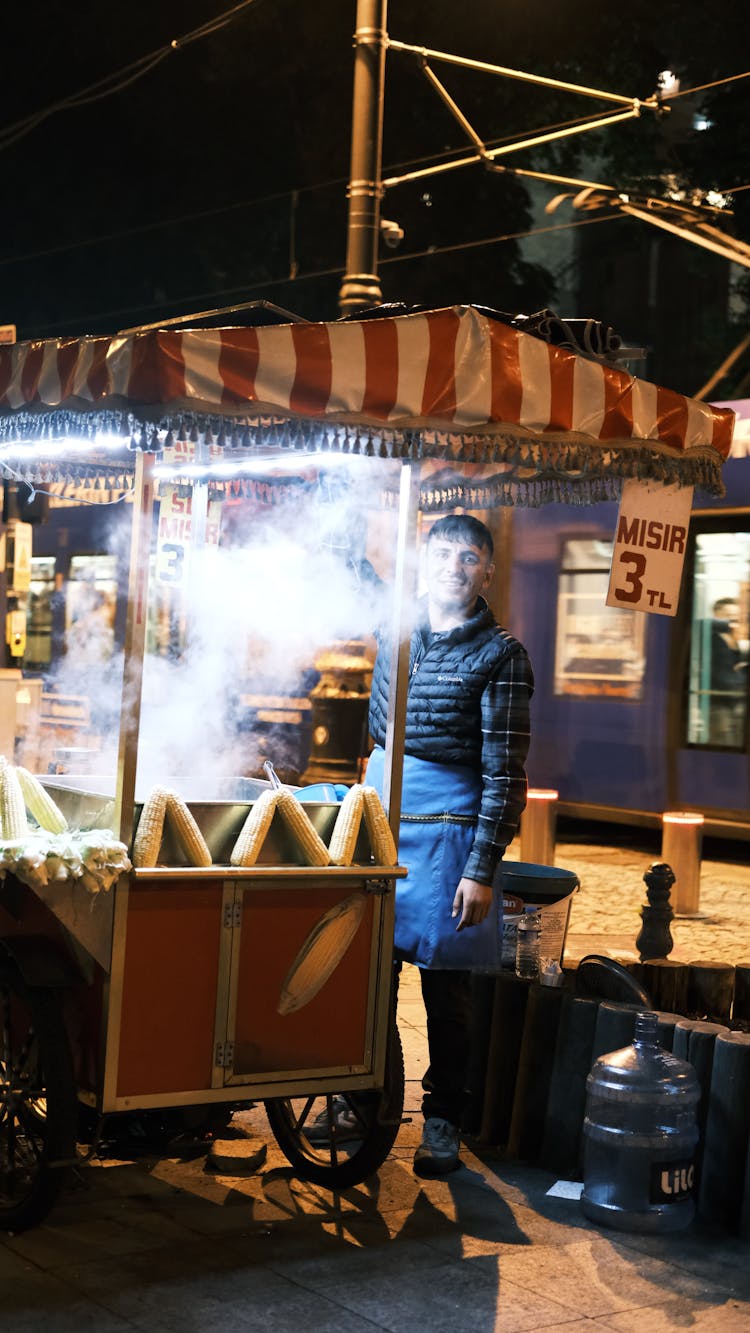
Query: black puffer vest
368 597 524 766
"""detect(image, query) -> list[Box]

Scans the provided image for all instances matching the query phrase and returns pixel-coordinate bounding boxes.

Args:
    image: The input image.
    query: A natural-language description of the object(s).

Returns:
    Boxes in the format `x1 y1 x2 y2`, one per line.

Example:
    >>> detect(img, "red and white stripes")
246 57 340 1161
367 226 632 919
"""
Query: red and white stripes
0 306 735 458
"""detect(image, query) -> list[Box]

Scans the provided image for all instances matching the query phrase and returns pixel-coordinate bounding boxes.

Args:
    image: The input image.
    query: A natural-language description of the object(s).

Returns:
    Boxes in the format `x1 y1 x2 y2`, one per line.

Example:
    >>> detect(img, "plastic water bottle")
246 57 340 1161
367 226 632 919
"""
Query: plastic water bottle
515 903 542 979
581 1010 700 1233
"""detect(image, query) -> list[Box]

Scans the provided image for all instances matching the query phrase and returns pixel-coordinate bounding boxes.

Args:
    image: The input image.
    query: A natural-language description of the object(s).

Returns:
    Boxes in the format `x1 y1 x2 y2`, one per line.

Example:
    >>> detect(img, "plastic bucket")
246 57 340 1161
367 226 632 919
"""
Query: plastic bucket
494 860 580 969
294 782 350 803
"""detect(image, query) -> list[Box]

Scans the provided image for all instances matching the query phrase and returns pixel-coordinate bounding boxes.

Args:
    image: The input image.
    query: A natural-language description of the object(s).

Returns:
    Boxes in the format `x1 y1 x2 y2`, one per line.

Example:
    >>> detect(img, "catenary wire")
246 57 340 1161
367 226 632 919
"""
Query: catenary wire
21 213 625 338
0 0 262 151
0 103 650 271
668 70 750 99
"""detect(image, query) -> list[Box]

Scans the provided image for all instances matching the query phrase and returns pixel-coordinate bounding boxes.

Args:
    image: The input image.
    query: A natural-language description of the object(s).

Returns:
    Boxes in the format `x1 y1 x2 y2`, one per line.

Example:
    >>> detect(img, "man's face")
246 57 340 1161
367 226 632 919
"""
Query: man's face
425 535 494 621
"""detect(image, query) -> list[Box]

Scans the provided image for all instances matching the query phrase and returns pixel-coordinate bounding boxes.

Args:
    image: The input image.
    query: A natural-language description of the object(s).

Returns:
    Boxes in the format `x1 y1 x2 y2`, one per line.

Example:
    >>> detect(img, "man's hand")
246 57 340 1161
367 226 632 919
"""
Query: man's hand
452 877 493 931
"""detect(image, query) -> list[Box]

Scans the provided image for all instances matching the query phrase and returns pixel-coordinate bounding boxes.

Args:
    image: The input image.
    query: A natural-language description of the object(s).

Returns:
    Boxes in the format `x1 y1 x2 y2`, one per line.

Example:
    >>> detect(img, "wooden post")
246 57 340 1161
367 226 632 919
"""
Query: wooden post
540 994 599 1177
479 972 529 1146
640 959 689 1014
673 1017 728 1191
686 961 735 1024
507 984 565 1161
591 1000 639 1063
661 811 704 917
519 788 558 866
699 1031 750 1229
732 964 750 1025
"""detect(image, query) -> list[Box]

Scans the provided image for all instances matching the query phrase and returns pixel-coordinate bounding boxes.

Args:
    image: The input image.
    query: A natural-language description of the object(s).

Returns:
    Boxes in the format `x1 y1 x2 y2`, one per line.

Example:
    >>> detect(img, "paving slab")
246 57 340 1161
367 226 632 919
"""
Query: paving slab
3 833 750 1331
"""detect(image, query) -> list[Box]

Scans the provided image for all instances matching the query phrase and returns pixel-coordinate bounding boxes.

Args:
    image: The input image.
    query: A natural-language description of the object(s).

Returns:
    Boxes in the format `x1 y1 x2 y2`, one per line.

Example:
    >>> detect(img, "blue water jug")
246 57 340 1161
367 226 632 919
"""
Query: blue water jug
581 1010 700 1233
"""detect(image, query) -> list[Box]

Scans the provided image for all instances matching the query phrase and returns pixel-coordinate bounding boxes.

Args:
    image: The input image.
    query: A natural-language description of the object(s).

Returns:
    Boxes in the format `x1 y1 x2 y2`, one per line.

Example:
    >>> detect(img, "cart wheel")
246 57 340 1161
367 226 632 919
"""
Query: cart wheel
0 968 77 1232
265 1023 405 1188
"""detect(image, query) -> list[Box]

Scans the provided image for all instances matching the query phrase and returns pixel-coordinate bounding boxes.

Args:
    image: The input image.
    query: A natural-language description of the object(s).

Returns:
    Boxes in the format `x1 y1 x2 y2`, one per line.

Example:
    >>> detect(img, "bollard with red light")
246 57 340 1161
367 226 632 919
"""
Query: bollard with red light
661 811 705 917
520 788 559 866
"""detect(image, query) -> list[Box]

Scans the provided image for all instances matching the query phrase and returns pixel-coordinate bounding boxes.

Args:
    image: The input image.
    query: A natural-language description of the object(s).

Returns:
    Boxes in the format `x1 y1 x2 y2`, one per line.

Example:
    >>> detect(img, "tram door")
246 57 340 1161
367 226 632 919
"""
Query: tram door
674 521 750 820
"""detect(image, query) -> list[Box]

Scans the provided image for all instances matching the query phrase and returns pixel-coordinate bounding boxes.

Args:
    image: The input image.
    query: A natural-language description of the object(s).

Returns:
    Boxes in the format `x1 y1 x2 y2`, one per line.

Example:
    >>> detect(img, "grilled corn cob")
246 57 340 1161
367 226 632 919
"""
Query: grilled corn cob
0 757 28 839
230 788 282 867
132 785 169 867
328 783 365 866
16 766 68 834
166 792 212 867
277 789 332 866
362 786 398 866
277 892 366 1015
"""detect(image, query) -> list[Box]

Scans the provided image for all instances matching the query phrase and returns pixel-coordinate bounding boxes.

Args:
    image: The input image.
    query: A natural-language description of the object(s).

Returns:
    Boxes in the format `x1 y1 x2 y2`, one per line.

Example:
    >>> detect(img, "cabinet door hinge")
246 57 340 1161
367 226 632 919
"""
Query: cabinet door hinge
215 1041 234 1069
223 900 242 928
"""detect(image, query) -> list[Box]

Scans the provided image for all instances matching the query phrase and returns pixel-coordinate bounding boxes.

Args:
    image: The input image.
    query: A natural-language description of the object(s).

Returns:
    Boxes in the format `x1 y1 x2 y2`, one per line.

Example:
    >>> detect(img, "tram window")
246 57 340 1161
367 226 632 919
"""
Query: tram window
686 530 750 748
66 555 118 663
24 556 56 670
554 539 646 699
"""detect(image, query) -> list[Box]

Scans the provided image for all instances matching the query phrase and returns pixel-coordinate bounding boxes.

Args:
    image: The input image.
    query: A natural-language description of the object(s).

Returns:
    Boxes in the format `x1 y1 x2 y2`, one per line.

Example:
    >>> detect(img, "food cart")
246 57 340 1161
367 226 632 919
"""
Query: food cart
0 304 733 1231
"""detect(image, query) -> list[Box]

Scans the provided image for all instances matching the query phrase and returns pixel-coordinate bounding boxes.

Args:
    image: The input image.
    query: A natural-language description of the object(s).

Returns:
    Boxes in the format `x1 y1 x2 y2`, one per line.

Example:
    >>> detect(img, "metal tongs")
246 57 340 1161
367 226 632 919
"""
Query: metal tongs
263 760 283 790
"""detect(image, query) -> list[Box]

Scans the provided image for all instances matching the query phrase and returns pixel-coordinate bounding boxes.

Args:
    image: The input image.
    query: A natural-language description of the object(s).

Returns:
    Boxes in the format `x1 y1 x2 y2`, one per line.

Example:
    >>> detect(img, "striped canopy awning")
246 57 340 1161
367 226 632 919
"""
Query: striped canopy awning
0 305 734 502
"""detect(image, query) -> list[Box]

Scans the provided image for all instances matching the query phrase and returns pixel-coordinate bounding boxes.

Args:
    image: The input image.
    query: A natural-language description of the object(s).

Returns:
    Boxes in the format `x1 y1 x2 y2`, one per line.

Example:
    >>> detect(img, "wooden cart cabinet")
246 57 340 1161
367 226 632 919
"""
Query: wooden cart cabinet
108 867 398 1112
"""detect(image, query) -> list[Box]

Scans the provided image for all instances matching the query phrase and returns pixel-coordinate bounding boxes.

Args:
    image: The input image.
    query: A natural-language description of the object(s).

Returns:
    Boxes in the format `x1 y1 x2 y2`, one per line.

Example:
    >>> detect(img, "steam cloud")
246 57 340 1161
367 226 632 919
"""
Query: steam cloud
46 463 411 797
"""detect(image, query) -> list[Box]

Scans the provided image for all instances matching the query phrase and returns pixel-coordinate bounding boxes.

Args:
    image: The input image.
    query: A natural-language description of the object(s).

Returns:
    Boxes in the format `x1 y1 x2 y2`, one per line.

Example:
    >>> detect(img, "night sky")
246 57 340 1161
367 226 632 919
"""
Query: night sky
3 1 750 394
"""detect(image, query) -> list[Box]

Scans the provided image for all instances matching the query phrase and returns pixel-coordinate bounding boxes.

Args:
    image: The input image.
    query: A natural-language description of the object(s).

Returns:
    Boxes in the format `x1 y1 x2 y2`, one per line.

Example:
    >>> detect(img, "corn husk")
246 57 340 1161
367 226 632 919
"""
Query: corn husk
328 784 365 866
166 792 212 867
16 766 68 834
277 892 367 1015
362 787 398 866
132 785 169 867
277 790 332 867
0 756 28 840
230 788 282 867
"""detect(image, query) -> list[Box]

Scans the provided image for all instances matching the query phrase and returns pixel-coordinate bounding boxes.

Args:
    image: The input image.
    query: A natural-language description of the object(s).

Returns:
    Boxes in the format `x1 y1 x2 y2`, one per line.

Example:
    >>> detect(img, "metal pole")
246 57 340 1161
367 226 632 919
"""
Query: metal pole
114 450 156 846
382 461 421 842
338 0 388 313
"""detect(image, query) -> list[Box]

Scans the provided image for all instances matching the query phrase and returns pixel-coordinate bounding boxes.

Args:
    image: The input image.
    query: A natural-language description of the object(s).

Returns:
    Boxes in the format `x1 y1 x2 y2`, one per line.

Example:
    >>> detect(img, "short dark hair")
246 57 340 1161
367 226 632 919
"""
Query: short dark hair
713 597 737 616
426 514 494 558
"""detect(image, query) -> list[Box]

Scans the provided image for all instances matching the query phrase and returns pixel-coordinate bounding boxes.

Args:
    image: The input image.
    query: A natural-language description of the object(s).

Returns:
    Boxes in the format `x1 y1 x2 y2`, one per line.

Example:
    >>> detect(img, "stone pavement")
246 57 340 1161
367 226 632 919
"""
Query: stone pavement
544 824 749 968
4 827 750 1331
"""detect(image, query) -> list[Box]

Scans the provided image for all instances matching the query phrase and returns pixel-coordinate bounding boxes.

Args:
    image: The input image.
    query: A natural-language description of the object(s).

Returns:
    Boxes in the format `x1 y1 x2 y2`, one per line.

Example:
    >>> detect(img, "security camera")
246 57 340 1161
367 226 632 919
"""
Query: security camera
380 218 405 249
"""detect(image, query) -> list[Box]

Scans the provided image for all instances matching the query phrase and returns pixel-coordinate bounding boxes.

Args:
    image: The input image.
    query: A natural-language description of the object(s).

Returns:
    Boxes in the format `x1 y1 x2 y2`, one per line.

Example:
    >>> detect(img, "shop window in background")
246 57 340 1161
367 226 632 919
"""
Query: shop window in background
65 555 118 664
686 530 750 748
24 556 55 670
554 539 646 699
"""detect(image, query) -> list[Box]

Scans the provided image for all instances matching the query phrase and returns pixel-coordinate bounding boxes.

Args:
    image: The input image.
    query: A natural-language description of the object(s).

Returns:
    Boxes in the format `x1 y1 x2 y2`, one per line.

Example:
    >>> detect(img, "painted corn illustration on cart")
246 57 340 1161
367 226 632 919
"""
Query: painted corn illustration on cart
0 304 733 1230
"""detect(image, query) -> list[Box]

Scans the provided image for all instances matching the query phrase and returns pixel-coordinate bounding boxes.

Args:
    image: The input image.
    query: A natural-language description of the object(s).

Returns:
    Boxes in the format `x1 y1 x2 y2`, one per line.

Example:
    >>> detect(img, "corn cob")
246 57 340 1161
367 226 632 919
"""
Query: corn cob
362 786 398 866
277 789 332 867
230 788 282 867
0 757 28 839
277 892 366 1015
166 792 212 867
16 766 68 834
132 785 169 867
328 783 365 866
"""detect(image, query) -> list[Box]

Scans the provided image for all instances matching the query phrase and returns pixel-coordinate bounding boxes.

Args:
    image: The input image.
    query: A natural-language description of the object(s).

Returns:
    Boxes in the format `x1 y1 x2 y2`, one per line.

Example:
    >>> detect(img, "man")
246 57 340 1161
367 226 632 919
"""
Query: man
709 597 748 747
365 513 533 1176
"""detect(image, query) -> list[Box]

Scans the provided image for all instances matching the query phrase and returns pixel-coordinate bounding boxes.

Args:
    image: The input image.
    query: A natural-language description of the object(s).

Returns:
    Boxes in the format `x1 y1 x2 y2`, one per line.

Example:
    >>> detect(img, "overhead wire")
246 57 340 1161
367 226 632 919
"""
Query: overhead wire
667 70 750 99
0 45 747 266
2 23 748 333
0 0 261 152
21 212 626 338
0 104 650 271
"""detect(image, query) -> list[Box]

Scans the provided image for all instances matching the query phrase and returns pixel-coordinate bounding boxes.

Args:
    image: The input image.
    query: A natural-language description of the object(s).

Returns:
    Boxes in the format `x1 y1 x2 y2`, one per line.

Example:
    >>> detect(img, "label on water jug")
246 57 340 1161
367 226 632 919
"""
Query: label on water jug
649 1159 695 1204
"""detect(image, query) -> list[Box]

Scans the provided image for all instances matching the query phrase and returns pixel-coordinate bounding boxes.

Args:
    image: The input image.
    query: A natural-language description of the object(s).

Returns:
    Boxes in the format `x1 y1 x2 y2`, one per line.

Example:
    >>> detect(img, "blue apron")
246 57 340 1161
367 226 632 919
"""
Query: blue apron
365 746 502 970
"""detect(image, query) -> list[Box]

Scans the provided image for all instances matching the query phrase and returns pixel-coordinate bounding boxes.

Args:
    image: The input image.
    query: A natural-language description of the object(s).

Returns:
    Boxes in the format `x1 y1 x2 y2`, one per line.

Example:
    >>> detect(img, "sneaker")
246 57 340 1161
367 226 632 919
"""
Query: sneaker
304 1097 366 1145
413 1117 460 1176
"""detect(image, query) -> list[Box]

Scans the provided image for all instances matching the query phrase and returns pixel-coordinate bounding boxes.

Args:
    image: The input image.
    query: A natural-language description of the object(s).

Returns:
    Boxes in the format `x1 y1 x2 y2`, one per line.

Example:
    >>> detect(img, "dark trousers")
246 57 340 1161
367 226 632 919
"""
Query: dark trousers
394 961 472 1129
